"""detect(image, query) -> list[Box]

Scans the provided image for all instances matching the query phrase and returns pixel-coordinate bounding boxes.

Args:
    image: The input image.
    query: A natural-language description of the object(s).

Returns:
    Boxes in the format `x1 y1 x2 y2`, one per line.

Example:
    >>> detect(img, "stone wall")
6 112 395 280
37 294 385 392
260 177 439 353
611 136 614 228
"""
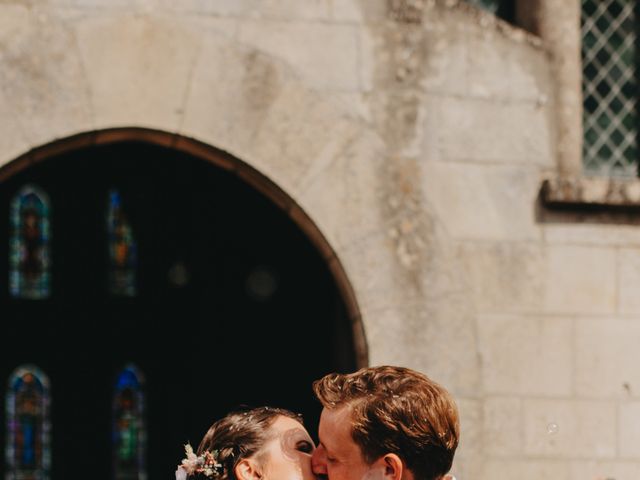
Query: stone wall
0 0 638 478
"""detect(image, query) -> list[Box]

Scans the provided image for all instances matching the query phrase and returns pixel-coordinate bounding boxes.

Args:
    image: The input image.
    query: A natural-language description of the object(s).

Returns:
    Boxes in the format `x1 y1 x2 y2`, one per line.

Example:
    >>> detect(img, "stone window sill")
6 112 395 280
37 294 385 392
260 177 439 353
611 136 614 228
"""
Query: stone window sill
541 176 640 210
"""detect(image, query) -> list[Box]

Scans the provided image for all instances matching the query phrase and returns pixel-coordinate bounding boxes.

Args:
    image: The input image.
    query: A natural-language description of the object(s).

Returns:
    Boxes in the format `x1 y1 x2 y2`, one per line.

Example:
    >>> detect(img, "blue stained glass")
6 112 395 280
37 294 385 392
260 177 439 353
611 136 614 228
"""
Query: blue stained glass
113 364 146 480
5 365 51 480
9 185 51 299
107 189 138 297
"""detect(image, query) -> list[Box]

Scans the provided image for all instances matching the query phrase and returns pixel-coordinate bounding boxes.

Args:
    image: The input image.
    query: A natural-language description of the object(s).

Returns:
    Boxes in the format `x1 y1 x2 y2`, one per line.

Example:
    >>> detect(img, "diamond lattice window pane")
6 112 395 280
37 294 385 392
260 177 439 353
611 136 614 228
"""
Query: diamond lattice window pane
582 0 638 177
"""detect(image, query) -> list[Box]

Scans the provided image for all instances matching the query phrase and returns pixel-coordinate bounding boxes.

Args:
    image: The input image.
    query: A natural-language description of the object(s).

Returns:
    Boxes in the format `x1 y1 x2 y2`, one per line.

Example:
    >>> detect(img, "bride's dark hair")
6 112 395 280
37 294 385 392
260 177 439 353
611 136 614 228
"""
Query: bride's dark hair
194 406 303 480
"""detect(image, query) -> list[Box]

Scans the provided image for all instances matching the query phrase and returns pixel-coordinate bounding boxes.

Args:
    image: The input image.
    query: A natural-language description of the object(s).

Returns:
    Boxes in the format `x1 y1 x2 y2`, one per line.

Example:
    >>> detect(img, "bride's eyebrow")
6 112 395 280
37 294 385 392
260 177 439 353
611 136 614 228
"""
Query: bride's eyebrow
280 427 310 441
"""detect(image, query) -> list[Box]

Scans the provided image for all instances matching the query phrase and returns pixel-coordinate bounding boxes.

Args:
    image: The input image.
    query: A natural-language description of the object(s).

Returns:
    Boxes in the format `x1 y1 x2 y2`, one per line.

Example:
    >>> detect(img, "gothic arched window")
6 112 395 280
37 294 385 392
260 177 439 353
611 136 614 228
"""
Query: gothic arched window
9 185 51 299
113 364 146 480
107 189 138 297
5 365 52 480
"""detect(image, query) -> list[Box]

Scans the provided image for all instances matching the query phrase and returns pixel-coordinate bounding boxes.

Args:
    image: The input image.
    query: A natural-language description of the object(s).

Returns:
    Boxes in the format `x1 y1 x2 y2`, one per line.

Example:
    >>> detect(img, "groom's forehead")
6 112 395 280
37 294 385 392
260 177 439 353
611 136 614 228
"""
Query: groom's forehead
319 407 354 442
322 404 352 423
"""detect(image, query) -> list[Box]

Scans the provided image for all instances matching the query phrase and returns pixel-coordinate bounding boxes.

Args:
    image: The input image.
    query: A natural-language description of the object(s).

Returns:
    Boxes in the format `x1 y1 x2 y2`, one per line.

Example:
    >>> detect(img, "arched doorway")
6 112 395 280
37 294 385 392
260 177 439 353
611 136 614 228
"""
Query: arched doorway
0 130 364 480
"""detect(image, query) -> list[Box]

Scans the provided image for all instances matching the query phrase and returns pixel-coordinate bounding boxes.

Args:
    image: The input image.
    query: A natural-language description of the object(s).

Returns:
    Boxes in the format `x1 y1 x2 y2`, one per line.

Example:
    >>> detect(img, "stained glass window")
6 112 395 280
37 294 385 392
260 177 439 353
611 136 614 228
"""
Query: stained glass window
9 186 51 299
107 189 138 296
582 0 638 176
113 364 146 480
5 365 51 480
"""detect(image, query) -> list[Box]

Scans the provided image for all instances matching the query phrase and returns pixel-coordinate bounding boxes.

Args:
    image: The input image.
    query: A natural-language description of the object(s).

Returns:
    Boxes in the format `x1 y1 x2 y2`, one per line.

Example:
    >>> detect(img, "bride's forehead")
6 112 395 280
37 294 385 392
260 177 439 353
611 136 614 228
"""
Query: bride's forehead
269 416 308 436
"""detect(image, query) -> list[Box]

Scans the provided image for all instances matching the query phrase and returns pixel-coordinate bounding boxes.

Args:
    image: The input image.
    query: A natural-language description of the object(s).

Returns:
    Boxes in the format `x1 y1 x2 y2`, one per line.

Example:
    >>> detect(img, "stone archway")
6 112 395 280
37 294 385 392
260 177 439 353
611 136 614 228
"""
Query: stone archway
0 127 368 367
0 129 367 480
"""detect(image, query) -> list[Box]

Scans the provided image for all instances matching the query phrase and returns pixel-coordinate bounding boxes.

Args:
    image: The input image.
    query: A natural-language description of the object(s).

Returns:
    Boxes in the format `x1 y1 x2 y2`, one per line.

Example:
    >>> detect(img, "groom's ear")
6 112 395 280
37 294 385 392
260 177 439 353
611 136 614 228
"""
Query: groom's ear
380 453 403 480
234 458 263 480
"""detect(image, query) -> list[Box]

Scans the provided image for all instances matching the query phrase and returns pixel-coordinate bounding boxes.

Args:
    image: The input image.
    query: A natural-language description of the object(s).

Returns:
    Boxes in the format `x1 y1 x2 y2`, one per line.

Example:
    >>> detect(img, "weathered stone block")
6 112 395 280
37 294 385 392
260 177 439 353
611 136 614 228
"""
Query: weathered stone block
290 126 387 250
477 314 573 396
0 91 29 166
363 302 480 396
523 399 616 458
575 318 640 398
181 32 292 168
436 96 553 166
237 19 360 90
75 14 200 130
543 245 616 315
0 5 92 147
423 162 542 241
455 241 545 313
455 397 483 458
481 459 570 480
619 402 640 458
482 397 523 457
618 248 640 314
466 19 551 103
569 460 640 480
543 223 640 248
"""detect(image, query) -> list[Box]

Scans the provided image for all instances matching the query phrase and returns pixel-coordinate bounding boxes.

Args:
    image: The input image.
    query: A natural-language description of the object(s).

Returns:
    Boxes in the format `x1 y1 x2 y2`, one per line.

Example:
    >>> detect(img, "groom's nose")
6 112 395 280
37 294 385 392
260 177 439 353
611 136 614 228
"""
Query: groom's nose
311 444 327 475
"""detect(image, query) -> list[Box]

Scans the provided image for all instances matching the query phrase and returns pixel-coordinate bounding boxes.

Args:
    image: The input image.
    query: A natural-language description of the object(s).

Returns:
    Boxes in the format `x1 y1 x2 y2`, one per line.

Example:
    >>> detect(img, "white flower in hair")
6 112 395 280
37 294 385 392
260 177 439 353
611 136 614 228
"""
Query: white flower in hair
181 444 201 474
176 443 224 479
175 466 188 480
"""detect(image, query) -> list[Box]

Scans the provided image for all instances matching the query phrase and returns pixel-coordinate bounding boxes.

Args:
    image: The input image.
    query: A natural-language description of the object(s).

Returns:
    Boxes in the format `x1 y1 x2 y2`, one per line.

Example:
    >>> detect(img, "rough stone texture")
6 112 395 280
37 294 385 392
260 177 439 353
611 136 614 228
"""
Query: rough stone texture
543 245 616 315
455 397 482 455
482 397 523 457
619 402 640 458
156 0 387 22
618 248 640 314
294 128 387 249
570 460 640 480
180 31 289 157
362 303 480 396
523 399 616 458
477 314 573 396
74 14 201 131
423 162 543 241
481 459 570 480
544 223 640 247
0 1 638 478
237 20 360 91
455 241 545 314
0 87 30 163
435 96 553 165
0 5 92 147
459 7 549 103
542 176 640 207
575 318 640 398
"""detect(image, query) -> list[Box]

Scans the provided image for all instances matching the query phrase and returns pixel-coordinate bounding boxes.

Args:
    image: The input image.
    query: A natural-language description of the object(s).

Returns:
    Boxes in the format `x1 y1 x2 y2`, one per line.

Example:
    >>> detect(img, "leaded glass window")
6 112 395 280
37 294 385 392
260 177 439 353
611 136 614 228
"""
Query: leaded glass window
9 185 51 299
582 0 638 176
5 365 51 480
113 364 146 480
107 189 138 297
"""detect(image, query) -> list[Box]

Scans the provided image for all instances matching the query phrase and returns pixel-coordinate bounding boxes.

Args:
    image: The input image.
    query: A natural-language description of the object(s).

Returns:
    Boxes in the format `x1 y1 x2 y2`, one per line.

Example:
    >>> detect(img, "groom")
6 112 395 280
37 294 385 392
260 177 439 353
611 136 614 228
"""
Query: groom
311 365 459 480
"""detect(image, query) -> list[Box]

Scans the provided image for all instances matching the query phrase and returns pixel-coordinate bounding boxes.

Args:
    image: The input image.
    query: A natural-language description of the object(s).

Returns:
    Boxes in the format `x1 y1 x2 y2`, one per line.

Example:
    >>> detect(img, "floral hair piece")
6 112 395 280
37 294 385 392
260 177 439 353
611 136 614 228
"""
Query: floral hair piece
175 444 224 480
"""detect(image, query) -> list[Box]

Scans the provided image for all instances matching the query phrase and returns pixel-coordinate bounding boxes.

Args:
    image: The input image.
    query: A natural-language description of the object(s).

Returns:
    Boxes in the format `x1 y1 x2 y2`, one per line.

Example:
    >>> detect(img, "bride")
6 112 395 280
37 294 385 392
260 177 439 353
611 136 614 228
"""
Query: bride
176 406 317 480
